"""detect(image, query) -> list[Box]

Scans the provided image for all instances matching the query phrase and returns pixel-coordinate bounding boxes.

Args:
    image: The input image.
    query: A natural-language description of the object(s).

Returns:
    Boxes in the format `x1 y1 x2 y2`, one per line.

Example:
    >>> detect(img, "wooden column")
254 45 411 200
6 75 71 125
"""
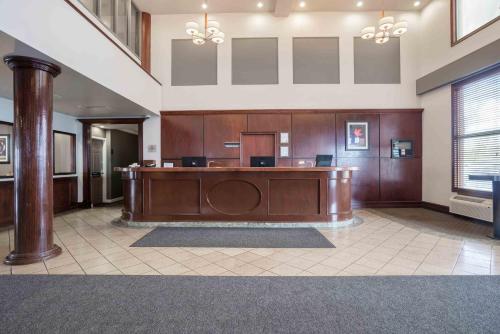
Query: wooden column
141 12 151 73
3 56 62 265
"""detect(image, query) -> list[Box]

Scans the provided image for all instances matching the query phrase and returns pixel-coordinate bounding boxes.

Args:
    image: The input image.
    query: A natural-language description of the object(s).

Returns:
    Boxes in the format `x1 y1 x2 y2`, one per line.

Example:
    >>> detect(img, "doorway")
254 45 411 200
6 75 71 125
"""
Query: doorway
91 137 106 205
79 118 145 208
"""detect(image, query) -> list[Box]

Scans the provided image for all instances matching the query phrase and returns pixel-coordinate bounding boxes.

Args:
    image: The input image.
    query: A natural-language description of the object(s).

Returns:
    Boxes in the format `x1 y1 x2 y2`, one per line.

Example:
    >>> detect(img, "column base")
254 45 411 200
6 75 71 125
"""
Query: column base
4 244 62 265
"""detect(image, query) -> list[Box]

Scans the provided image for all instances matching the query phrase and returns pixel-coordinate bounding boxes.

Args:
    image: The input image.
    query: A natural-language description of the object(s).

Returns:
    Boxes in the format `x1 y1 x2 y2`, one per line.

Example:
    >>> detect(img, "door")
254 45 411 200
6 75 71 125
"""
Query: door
240 132 277 167
91 139 104 205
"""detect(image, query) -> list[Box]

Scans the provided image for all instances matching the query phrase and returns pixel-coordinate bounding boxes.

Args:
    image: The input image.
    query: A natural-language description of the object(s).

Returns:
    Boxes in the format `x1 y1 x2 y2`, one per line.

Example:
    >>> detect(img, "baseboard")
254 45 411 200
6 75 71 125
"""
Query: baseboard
103 196 124 204
78 201 92 209
421 201 450 214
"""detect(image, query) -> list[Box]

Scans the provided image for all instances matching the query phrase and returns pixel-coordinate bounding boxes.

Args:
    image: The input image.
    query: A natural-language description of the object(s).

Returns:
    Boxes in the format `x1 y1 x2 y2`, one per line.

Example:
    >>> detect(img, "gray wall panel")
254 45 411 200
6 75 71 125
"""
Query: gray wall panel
354 37 401 84
232 38 279 85
171 39 217 86
293 37 340 84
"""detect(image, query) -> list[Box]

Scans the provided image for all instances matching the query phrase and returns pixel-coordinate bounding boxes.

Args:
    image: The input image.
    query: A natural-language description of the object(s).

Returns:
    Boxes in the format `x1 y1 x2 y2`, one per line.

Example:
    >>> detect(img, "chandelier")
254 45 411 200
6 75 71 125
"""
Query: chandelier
185 11 224 46
360 10 408 44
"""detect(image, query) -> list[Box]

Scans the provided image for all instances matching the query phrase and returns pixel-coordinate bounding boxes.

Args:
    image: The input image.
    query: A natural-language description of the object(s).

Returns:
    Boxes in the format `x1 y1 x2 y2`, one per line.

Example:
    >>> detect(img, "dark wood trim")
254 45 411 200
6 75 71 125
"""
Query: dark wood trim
161 109 424 116
53 130 77 176
455 188 493 199
450 0 500 46
81 123 92 208
78 118 148 124
78 118 145 206
138 122 144 163
421 201 450 214
141 12 152 73
239 132 279 167
62 0 161 85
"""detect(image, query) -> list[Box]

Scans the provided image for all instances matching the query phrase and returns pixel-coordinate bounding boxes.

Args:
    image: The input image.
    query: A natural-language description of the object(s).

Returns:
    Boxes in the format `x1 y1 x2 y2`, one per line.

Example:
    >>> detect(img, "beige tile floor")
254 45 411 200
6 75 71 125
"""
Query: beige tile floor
1 207 499 276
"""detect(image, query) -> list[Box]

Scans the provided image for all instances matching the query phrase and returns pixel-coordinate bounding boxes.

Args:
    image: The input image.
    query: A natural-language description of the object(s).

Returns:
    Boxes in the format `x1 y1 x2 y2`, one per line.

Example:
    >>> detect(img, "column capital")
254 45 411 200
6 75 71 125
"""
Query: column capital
4 55 61 77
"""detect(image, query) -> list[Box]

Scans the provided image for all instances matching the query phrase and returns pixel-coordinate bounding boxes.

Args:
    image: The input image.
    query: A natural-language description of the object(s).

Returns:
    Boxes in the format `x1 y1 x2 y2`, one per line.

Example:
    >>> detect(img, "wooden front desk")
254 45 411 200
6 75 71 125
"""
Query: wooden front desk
118 167 356 223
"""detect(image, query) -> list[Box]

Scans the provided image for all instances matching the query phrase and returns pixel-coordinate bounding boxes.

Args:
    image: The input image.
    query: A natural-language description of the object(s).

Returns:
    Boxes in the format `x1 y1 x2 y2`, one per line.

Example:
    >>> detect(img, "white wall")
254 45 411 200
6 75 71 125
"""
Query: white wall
418 0 500 77
418 0 500 206
0 97 83 202
151 11 420 110
0 0 162 115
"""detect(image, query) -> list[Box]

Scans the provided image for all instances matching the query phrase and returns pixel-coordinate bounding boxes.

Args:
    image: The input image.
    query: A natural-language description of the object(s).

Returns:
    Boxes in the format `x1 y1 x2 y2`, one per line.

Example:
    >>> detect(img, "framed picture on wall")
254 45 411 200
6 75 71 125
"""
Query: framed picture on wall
346 122 368 150
0 134 10 163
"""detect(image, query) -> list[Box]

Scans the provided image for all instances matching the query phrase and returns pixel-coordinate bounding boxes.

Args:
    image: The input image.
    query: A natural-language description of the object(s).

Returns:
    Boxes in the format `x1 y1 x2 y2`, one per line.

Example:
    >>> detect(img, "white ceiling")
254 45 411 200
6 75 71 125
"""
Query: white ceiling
93 123 139 135
134 0 431 15
0 32 154 118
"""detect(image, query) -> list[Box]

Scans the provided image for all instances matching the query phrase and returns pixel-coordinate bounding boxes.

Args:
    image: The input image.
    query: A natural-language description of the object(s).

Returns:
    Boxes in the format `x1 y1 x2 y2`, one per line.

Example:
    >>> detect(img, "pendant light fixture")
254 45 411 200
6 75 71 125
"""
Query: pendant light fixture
360 8 408 44
185 1 225 45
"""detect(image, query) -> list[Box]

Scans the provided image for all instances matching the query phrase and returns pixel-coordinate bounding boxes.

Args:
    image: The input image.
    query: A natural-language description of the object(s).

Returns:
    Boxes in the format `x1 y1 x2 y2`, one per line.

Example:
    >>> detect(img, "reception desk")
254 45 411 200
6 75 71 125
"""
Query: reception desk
117 167 356 224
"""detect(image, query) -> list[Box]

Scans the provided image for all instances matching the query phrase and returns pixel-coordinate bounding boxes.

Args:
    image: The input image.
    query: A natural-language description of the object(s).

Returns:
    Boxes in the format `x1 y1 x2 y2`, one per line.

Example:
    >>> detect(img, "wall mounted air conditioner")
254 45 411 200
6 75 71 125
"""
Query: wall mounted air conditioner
449 195 493 222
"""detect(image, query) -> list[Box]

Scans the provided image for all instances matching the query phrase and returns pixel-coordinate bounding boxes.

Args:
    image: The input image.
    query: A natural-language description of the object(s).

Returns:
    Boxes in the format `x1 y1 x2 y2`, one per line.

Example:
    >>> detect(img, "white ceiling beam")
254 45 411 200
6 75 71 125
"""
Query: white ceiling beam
274 0 293 17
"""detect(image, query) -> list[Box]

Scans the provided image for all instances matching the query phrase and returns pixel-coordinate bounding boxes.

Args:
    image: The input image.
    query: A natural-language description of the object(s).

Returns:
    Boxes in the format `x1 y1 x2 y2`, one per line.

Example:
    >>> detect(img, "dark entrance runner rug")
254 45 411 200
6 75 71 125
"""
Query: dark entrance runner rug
1 275 500 333
131 227 335 248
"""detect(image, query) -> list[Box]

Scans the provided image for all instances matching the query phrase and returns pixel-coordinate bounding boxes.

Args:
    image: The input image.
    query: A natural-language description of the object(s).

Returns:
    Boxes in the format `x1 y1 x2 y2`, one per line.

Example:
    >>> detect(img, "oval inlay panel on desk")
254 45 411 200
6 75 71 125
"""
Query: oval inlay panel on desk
207 180 262 215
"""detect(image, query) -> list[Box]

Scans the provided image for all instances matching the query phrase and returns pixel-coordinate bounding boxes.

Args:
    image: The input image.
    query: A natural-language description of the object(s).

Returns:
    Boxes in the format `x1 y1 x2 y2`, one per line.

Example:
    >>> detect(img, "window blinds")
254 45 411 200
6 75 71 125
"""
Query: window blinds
452 65 500 196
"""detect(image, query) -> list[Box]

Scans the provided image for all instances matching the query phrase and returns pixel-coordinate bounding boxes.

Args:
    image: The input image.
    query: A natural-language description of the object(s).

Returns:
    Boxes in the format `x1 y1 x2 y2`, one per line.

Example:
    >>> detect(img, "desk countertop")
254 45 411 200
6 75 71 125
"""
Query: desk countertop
115 166 359 173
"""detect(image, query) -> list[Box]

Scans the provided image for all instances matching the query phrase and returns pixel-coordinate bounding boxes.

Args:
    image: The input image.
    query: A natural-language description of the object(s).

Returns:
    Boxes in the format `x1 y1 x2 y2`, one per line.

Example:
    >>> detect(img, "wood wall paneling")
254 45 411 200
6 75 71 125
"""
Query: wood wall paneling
0 177 78 228
146 176 201 215
240 132 277 167
53 177 78 213
204 178 267 215
161 114 204 159
208 159 241 167
380 158 422 201
0 182 14 228
292 113 335 158
247 113 292 133
248 114 292 165
337 157 380 203
336 113 380 158
277 159 293 167
269 179 321 215
292 158 321 167
204 114 247 158
160 109 422 207
380 113 422 158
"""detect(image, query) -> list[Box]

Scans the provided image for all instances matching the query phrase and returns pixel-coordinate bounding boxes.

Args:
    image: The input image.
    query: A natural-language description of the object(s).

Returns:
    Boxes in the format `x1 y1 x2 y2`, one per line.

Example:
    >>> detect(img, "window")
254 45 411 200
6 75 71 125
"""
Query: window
78 0 141 57
54 131 77 175
130 3 140 54
452 0 500 45
452 66 500 197
99 0 114 30
80 0 97 12
116 0 128 44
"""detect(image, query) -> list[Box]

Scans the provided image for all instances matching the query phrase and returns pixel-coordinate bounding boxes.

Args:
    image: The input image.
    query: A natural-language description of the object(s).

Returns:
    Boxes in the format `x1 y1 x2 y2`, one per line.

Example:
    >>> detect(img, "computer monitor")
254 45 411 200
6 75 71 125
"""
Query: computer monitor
250 156 275 167
315 155 333 167
181 156 207 167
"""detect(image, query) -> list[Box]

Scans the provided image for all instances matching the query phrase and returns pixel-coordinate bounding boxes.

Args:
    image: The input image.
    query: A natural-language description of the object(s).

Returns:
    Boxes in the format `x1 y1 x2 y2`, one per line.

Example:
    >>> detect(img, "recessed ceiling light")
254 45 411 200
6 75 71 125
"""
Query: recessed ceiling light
299 1 306 8
414 1 421 7
201 2 207 10
257 2 263 8
356 1 363 7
